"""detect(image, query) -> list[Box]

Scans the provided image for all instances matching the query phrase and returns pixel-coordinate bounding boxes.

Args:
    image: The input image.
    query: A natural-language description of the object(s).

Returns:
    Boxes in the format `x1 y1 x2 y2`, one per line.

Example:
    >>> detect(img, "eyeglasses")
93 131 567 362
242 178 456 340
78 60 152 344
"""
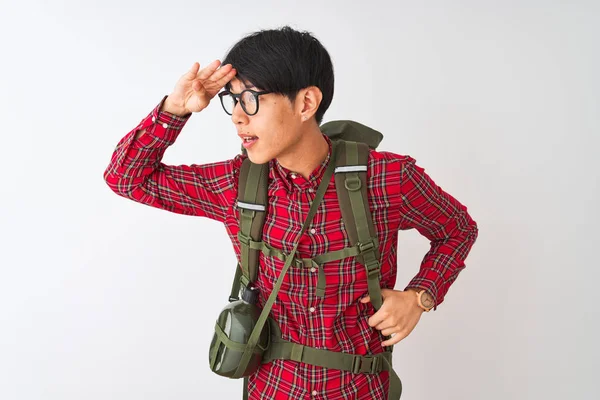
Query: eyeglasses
218 89 272 116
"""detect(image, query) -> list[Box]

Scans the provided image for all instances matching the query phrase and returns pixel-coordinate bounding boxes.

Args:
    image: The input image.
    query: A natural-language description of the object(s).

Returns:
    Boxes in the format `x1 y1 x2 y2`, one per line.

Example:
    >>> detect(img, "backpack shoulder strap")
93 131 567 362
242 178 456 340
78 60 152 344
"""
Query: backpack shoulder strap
334 140 384 311
233 158 269 296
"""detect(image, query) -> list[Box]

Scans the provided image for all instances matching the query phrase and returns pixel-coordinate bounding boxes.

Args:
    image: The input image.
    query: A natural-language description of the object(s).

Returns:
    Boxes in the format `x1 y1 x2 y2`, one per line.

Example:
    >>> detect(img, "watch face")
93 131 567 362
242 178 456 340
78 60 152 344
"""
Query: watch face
420 291 434 309
422 297 434 309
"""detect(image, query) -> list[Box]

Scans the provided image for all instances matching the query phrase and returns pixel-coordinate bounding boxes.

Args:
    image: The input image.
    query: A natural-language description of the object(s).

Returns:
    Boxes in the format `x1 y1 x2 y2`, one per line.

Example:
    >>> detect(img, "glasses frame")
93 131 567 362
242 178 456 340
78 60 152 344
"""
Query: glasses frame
218 89 272 116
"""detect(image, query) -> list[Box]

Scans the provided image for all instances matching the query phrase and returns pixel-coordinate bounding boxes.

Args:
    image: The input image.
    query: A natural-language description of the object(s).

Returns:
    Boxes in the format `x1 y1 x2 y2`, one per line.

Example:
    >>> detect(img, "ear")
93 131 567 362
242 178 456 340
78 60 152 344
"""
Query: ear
297 86 323 122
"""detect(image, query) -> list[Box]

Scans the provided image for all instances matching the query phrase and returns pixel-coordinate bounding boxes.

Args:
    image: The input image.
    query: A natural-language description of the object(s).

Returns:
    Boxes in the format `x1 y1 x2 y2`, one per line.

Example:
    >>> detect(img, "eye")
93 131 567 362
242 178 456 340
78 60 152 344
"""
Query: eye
241 91 256 106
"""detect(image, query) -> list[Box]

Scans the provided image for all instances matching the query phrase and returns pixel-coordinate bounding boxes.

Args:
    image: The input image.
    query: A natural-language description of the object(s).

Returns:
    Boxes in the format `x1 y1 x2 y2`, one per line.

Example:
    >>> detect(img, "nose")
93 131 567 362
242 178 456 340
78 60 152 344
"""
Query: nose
231 101 249 126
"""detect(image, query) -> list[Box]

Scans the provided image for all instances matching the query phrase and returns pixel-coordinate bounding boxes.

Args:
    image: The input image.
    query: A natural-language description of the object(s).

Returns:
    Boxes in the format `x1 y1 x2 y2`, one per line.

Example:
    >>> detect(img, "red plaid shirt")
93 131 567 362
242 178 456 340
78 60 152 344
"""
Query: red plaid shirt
104 96 478 399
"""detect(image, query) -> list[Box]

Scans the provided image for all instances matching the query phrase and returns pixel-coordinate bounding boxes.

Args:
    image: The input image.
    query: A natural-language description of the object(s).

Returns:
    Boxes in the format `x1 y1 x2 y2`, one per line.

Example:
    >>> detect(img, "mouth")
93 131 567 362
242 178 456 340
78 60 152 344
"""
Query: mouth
239 134 259 149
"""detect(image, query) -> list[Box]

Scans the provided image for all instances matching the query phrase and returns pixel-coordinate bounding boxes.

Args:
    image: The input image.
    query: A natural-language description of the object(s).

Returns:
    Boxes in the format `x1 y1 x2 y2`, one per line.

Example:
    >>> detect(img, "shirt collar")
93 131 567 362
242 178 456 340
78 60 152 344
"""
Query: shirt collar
270 133 333 191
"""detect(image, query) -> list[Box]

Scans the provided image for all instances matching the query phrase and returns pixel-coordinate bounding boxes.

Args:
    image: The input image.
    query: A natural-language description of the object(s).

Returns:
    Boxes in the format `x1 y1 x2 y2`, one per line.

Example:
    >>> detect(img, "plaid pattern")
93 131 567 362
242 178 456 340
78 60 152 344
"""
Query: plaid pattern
104 96 478 399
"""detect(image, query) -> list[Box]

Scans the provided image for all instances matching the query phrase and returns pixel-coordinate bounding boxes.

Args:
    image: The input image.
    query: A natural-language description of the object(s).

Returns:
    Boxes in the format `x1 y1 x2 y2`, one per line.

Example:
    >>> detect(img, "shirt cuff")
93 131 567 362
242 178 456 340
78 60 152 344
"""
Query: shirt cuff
404 276 442 311
133 95 192 147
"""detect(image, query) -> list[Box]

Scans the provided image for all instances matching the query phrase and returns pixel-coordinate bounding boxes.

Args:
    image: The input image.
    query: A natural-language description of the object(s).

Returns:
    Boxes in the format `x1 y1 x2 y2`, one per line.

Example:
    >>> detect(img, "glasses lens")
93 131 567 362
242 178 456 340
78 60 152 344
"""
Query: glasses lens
240 91 258 115
220 93 236 115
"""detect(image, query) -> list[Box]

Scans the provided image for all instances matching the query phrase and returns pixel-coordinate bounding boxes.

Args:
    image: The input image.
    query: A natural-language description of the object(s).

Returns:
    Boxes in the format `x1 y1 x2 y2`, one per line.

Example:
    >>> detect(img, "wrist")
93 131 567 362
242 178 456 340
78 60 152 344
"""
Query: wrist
161 96 189 117
406 287 435 312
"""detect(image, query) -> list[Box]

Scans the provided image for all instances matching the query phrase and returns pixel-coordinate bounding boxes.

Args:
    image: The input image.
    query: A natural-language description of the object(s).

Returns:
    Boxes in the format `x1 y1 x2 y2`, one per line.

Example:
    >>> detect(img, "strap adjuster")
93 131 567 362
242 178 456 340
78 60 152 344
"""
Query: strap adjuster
365 259 380 277
357 240 375 254
352 355 380 374
237 231 250 246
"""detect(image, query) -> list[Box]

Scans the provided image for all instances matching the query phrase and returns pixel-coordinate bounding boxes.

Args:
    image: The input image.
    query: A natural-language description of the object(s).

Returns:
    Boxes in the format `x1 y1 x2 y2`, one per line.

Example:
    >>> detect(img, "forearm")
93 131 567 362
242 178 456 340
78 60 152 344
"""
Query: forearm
398 157 479 310
404 214 478 309
104 95 191 197
103 96 242 220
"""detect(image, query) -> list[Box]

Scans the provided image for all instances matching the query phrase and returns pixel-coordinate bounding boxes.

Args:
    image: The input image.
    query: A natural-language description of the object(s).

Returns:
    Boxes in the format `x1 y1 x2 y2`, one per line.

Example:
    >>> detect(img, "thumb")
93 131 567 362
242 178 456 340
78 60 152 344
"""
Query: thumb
360 295 370 303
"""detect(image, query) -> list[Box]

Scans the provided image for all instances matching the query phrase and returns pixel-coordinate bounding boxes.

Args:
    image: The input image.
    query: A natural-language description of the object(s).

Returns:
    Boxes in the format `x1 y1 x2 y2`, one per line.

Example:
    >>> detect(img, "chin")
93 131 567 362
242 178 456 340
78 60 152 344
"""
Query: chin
246 151 272 165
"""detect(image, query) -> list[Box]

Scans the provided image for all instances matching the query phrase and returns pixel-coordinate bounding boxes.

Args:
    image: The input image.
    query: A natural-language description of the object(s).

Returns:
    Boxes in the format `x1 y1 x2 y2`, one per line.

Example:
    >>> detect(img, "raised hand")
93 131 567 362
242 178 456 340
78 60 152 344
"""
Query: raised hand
164 60 237 115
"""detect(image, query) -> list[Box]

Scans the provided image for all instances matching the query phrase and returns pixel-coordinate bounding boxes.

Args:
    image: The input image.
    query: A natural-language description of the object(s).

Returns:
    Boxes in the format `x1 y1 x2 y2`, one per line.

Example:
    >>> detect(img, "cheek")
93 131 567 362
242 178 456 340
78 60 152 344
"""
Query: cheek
256 99 299 140
270 101 287 126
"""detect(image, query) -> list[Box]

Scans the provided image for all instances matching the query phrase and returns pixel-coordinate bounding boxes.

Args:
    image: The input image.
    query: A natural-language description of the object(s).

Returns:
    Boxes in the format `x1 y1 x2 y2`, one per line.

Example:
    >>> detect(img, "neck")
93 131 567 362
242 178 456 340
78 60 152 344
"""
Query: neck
276 124 329 179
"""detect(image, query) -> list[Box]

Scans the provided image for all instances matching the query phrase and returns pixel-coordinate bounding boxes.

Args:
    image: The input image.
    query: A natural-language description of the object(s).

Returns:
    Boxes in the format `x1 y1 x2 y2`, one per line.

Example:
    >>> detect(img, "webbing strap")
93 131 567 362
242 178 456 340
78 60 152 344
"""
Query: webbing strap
232 141 339 378
238 161 269 284
229 264 243 302
213 322 248 352
229 263 250 303
336 141 384 311
245 240 361 298
384 356 403 399
263 320 402 400
237 201 266 212
264 340 392 374
248 239 361 264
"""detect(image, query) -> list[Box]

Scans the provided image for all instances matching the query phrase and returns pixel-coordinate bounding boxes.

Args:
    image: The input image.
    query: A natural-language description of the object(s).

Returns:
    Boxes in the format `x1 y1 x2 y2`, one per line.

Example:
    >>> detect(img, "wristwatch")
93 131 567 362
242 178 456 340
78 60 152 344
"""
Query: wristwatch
415 289 435 312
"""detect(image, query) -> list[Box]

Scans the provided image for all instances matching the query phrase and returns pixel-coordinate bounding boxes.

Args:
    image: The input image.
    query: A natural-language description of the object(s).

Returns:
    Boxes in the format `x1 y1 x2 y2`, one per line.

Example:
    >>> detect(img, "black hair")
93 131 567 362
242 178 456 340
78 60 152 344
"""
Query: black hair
222 26 334 125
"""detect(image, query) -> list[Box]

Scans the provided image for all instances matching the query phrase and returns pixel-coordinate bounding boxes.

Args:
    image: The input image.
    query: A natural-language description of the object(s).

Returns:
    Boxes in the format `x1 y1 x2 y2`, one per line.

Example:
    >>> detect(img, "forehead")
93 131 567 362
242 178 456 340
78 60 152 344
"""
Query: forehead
228 78 258 93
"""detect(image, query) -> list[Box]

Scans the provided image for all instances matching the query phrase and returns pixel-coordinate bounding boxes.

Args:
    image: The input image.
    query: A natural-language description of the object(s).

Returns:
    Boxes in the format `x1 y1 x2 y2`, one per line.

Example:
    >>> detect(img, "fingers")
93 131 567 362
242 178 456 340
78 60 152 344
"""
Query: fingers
375 320 395 331
184 62 201 79
194 62 236 94
381 331 408 347
367 310 386 328
183 60 236 91
196 59 222 80
380 326 398 337
214 66 237 88
361 289 392 303
204 63 235 88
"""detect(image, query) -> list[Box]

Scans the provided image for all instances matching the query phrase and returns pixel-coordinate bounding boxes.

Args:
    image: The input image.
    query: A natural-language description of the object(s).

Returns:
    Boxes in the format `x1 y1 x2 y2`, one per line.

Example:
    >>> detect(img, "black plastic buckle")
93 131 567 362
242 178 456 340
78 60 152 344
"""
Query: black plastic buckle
352 356 379 374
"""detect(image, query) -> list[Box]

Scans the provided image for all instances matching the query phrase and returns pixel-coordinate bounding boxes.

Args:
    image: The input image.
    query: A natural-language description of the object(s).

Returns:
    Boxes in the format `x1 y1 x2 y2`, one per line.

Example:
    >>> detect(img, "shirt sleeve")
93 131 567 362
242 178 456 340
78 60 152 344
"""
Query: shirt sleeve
103 95 244 222
398 157 479 310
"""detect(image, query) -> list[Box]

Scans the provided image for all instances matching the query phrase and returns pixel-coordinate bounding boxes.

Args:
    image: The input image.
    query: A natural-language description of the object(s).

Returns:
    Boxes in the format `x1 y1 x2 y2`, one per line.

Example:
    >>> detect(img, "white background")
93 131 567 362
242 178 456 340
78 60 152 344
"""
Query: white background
1 0 598 399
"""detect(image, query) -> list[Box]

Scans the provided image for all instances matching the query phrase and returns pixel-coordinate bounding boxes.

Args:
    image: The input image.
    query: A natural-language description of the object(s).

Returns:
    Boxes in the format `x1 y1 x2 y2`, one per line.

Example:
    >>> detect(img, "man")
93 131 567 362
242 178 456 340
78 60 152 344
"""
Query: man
104 26 478 399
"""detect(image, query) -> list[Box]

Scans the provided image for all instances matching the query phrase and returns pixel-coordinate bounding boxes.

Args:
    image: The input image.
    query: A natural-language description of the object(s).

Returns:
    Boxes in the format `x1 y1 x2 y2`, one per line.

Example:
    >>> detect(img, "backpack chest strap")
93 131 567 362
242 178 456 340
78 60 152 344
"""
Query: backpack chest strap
238 234 378 298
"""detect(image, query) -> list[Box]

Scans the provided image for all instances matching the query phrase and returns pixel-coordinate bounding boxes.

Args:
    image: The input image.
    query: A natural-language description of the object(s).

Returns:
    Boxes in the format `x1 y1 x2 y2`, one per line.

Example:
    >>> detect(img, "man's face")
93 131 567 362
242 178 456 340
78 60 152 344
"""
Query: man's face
228 78 303 165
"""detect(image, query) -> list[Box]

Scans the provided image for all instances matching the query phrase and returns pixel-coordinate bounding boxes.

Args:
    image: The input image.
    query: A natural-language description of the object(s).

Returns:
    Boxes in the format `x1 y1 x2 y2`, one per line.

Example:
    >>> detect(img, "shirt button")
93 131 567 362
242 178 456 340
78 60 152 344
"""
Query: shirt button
310 267 316 273
310 228 316 234
309 307 316 313
152 116 156 122
308 188 314 193
162 122 169 128
312 390 318 396
290 173 297 179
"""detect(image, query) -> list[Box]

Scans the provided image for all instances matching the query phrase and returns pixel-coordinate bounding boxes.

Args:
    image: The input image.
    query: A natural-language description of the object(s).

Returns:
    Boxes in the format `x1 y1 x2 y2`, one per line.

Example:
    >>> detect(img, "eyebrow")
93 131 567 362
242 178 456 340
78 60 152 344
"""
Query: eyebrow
225 81 247 93
226 82 259 95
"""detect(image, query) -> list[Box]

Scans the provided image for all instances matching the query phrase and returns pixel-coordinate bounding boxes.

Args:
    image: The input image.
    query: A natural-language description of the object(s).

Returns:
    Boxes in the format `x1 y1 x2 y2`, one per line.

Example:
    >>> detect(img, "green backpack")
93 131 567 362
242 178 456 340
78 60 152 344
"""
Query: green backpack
210 121 402 400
